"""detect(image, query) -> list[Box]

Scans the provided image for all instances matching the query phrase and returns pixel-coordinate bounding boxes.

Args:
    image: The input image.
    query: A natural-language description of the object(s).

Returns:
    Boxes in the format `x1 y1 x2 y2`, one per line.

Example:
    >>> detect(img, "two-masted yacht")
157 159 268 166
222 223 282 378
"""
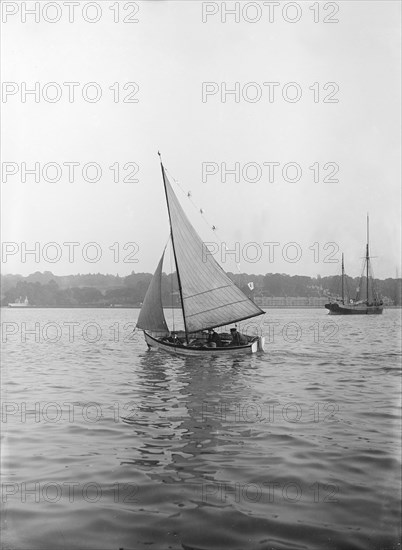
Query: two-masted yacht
325 216 383 315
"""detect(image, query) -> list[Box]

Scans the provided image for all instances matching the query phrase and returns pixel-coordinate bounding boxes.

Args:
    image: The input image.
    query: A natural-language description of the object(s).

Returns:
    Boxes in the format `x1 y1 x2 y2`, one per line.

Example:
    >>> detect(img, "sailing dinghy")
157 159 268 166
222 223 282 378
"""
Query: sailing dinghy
136 156 265 355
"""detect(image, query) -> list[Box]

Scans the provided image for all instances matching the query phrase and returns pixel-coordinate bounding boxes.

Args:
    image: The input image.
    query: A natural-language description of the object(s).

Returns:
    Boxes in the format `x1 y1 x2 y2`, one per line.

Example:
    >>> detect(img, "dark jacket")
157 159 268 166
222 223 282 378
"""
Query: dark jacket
208 331 222 346
230 331 247 346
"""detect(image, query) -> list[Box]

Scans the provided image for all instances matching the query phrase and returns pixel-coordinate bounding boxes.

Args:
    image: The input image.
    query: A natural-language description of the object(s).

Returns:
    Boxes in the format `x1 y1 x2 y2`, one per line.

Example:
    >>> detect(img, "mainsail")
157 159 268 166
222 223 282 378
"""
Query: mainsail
136 250 169 332
162 164 264 333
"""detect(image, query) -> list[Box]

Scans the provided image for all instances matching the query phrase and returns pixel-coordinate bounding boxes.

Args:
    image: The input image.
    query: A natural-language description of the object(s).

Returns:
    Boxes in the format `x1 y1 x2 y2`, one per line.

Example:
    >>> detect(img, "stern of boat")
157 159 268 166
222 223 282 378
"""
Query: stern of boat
257 336 265 352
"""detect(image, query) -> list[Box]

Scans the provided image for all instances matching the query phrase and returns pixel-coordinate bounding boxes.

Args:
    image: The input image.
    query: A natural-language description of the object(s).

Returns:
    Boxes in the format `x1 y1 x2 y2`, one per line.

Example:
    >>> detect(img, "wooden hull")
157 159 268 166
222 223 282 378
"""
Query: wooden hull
143 331 264 356
325 302 383 315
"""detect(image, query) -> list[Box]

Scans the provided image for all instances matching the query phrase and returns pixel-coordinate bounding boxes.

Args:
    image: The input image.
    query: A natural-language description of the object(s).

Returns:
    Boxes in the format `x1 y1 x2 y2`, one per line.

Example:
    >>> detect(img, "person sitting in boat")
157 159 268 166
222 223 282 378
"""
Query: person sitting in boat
163 332 182 345
229 328 247 346
207 329 222 347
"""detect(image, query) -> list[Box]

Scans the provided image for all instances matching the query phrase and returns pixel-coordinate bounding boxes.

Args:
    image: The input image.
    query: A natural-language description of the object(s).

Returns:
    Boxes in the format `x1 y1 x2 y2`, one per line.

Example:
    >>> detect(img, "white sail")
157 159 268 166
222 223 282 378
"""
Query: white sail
163 167 264 333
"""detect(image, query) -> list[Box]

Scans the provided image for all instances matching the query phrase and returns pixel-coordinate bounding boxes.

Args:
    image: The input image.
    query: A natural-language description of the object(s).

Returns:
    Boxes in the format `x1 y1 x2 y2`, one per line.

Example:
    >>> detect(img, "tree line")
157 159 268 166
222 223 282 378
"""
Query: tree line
1 270 401 307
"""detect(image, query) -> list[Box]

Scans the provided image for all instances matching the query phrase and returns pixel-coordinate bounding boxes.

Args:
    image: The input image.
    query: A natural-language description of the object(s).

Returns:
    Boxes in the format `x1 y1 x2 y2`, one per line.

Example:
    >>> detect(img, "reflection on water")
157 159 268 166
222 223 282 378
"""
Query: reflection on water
1 308 401 550
124 355 257 480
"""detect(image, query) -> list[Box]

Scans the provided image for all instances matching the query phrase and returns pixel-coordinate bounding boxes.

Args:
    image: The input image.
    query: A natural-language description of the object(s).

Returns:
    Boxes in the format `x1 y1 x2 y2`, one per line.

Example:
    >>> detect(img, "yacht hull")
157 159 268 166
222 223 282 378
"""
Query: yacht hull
143 331 264 355
325 303 383 315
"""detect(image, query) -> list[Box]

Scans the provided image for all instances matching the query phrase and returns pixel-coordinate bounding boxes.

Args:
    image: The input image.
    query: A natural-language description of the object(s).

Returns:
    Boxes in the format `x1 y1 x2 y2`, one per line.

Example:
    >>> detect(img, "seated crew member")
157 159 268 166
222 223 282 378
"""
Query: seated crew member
165 332 182 344
229 327 247 346
207 329 222 347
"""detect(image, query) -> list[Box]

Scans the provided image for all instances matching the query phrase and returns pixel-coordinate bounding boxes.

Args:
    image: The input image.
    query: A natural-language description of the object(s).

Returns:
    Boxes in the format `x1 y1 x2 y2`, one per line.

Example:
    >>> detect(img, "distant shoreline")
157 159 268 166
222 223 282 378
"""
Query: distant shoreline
3 305 401 310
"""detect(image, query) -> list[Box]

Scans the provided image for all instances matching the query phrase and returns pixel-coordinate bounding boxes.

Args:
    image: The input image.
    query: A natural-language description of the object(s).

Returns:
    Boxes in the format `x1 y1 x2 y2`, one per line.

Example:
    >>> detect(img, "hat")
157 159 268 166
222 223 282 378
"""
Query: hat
230 328 237 332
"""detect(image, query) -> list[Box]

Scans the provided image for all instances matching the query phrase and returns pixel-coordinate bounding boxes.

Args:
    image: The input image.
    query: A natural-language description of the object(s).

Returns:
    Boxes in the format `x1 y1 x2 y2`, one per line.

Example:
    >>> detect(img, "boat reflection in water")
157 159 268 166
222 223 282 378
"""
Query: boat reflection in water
118 352 283 549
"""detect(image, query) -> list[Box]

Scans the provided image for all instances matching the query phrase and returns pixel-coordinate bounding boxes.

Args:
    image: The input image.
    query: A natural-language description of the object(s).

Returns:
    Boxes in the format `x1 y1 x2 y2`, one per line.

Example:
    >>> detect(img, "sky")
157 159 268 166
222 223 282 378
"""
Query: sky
1 0 401 279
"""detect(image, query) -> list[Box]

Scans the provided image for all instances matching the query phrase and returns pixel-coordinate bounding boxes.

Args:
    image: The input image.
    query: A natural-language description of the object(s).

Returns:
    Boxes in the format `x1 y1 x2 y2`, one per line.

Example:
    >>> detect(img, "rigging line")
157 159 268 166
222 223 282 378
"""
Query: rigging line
163 234 171 250
164 166 242 274
164 167 223 237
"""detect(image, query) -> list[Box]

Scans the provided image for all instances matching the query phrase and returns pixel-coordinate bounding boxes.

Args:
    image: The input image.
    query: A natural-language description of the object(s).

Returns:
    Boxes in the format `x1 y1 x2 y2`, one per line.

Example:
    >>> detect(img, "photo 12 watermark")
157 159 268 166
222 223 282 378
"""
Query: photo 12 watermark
1 2 140 24
201 2 340 24
201 161 339 184
201 241 340 265
1 321 137 344
1 481 139 504
1 241 140 265
1 82 139 103
1 400 139 424
2 162 140 183
199 400 340 424
201 480 340 504
202 81 340 103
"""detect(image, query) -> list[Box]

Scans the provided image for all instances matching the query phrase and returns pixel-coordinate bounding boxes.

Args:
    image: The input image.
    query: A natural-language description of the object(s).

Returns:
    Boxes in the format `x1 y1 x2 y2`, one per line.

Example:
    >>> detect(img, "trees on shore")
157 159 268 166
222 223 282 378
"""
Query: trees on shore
1 271 401 307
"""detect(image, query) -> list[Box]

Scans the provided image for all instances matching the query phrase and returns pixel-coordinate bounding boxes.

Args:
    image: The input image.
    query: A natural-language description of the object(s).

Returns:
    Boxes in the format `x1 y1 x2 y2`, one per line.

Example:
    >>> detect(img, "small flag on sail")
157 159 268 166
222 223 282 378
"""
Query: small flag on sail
248 282 254 291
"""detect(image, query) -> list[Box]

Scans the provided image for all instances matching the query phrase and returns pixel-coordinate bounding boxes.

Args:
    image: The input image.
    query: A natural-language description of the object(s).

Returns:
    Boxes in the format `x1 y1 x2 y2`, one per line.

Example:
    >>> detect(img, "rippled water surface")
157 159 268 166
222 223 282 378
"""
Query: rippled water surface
1 308 401 550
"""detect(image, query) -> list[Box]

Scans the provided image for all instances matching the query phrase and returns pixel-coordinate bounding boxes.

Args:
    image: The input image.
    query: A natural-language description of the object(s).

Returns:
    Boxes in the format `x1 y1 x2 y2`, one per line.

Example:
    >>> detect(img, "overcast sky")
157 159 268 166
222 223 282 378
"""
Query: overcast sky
1 0 401 279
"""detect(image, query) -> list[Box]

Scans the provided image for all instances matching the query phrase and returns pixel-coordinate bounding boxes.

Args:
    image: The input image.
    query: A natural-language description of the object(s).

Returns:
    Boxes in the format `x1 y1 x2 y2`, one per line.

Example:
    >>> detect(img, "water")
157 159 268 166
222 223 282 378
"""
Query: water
1 308 401 550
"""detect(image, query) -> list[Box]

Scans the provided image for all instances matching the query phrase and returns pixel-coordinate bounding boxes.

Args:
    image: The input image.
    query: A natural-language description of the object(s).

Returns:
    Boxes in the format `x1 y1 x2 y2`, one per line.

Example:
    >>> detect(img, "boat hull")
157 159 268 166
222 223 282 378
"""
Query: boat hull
325 302 383 315
143 331 264 355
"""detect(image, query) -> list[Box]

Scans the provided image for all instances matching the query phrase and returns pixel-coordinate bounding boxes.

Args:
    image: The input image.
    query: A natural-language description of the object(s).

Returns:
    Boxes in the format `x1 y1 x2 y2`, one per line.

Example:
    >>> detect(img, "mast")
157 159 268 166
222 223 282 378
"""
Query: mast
341 253 344 304
158 152 189 343
366 214 369 303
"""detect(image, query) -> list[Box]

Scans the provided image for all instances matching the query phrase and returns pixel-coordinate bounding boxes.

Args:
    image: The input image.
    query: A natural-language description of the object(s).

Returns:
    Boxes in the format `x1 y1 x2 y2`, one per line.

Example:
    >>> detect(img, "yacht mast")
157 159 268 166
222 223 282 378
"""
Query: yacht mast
341 253 344 304
158 152 189 343
366 214 370 303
